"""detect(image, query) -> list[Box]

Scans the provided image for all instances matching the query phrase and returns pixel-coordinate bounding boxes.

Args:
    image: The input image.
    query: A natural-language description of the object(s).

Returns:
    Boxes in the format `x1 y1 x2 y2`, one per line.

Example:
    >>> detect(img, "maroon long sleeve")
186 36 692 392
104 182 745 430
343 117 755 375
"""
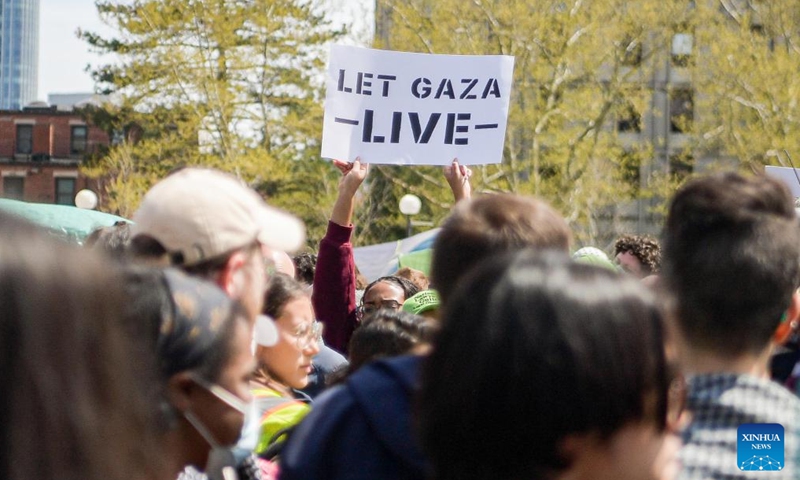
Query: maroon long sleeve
313 221 358 355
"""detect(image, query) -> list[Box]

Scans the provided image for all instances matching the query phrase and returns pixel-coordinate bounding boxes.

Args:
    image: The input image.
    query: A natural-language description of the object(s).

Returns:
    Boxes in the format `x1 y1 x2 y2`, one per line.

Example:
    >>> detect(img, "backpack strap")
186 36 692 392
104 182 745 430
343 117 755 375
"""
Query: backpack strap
260 425 297 461
255 395 296 417
251 390 311 457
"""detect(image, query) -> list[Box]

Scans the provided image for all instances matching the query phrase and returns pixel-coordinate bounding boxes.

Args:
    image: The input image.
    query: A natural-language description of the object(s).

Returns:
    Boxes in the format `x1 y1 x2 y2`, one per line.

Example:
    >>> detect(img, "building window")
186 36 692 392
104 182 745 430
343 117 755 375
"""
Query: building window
3 177 24 200
671 33 693 67
111 129 125 146
55 178 76 206
619 151 642 194
71 125 88 154
670 89 694 133
617 101 642 133
669 153 693 181
16 124 33 154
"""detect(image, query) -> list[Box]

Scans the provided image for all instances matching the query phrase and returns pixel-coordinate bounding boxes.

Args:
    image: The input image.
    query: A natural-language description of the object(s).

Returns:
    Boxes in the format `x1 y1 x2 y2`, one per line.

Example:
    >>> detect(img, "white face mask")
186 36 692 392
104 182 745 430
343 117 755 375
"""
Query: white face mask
191 376 249 416
236 400 261 452
184 376 250 480
183 410 239 480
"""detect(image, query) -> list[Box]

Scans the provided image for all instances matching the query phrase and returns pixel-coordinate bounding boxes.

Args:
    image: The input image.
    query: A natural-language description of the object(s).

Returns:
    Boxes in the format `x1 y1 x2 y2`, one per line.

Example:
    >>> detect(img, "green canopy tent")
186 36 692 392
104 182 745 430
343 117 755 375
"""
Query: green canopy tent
0 198 130 243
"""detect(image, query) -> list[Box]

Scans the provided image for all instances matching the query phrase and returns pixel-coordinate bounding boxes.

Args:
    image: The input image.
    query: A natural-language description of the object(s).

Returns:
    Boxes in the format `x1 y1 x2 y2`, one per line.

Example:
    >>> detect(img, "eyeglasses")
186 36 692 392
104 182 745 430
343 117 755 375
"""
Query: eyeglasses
359 300 402 317
292 321 324 350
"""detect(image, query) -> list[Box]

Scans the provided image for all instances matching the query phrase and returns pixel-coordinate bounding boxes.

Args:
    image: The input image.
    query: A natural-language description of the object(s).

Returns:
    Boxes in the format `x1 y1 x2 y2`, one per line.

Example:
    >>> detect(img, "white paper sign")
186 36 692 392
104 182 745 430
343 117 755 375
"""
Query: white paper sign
765 166 800 197
321 45 515 166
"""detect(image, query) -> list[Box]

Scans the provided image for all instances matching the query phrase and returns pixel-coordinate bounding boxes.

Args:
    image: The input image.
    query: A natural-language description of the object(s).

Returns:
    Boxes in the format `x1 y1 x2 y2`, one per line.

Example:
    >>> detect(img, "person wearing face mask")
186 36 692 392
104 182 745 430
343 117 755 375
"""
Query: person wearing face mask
121 267 269 480
247 273 323 458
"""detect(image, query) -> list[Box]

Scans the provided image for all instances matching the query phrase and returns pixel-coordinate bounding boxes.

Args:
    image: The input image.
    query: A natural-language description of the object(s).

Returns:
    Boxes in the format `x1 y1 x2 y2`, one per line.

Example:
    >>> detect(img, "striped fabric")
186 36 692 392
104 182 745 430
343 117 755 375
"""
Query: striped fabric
679 374 800 479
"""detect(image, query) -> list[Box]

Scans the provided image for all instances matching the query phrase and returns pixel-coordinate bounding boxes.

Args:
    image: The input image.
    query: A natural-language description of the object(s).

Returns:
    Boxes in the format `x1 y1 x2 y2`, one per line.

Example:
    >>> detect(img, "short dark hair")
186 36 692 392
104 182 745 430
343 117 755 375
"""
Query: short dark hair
263 273 310 319
431 194 571 304
84 221 132 262
613 234 661 274
292 252 317 286
347 309 435 374
662 172 800 356
362 275 420 303
419 251 669 480
394 267 429 291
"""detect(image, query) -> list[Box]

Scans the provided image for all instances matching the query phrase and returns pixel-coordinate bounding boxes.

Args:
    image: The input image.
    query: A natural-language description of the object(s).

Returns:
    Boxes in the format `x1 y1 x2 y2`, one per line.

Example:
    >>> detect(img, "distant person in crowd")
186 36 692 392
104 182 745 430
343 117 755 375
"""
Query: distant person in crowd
394 266 430 291
0 212 159 480
312 159 427 350
129 167 305 325
614 233 661 278
121 267 262 480
314 159 464 355
431 193 571 303
359 275 420 320
312 158 370 354
327 308 434 386
346 309 435 376
84 220 132 261
292 252 317 287
355 265 369 290
354 264 369 306
127 167 305 477
266 248 296 279
420 251 679 480
280 161 572 480
249 274 322 458
269 249 347 399
662 172 800 479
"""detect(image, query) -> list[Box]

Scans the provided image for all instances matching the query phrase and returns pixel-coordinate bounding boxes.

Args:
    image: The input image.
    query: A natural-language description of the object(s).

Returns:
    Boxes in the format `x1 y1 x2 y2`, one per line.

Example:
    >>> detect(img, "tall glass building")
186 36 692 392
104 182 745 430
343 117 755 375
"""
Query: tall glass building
0 0 39 110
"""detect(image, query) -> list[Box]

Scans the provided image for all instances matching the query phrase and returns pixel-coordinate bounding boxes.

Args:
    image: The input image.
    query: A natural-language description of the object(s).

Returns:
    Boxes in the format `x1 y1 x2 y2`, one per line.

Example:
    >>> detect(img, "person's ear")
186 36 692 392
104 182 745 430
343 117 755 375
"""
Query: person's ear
774 291 800 345
218 250 248 297
166 371 197 413
556 432 601 478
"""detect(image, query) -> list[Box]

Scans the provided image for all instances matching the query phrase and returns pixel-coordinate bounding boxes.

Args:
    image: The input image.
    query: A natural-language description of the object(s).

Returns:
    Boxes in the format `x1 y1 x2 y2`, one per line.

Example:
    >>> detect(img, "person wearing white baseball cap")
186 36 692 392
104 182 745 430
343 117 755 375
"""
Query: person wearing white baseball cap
129 167 305 339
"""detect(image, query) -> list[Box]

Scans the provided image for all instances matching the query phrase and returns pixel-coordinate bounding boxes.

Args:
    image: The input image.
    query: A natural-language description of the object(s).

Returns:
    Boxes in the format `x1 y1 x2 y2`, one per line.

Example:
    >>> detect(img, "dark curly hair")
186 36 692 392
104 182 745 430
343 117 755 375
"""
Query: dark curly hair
614 234 661 275
292 252 317 286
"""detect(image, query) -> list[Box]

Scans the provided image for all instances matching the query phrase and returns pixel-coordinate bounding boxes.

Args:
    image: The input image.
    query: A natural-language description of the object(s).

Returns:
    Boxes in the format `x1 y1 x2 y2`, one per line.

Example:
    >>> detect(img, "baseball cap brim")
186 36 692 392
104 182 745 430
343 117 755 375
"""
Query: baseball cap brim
255 205 305 253
131 168 306 265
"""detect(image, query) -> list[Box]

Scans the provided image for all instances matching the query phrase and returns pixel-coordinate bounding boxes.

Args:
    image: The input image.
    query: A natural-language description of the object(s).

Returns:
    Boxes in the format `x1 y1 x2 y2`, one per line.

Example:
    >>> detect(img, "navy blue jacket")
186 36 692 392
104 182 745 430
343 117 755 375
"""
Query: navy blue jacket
279 355 427 480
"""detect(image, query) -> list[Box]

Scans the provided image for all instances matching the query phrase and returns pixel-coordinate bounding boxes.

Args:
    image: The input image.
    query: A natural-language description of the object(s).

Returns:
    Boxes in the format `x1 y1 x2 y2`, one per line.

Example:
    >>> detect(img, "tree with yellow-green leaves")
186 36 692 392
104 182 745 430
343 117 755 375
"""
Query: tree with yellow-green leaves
369 0 800 246
80 0 345 245
81 0 800 248
690 1 800 172
364 0 696 246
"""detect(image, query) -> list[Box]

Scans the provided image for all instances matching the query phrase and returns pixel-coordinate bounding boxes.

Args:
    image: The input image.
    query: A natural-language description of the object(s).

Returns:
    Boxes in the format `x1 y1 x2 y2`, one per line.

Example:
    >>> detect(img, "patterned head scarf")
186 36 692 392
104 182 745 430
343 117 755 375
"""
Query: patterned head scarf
157 269 236 378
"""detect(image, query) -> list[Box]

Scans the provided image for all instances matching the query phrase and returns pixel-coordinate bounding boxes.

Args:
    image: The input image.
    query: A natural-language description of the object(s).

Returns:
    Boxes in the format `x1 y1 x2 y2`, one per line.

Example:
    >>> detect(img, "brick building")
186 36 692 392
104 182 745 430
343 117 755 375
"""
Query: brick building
0 103 107 205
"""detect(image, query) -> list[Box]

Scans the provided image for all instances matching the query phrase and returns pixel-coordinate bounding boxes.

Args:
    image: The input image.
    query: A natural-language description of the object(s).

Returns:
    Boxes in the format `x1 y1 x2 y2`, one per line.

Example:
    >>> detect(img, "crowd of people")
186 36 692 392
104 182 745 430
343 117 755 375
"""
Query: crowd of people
3 156 800 480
